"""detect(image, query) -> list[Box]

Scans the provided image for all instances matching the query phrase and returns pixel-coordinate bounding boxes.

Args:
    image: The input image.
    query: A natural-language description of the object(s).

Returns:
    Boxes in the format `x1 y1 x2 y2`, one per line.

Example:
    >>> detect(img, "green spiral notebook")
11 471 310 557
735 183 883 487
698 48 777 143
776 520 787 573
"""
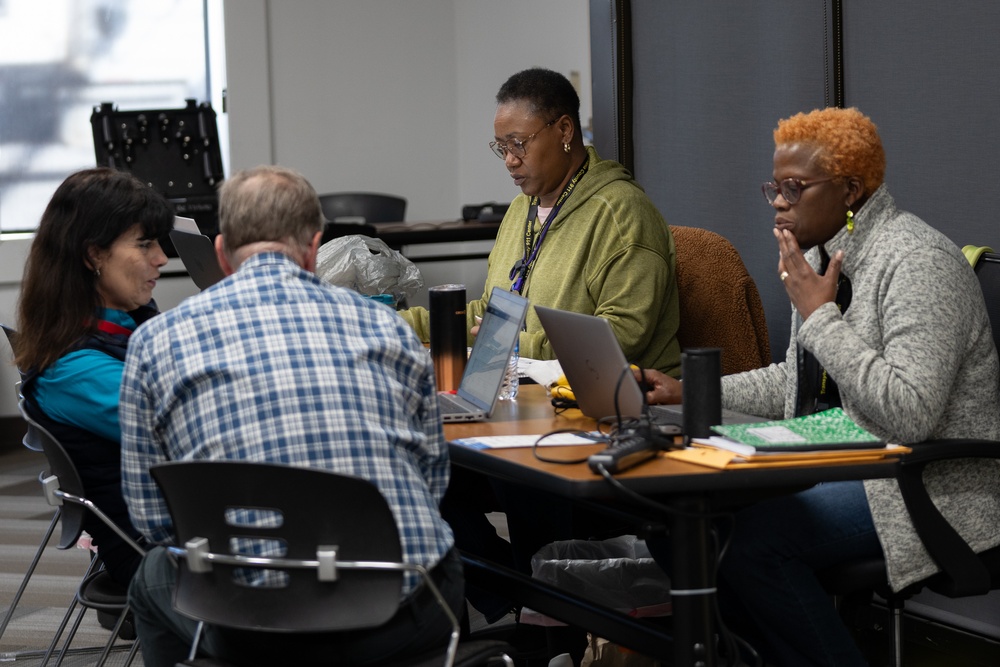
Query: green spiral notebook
709 408 884 452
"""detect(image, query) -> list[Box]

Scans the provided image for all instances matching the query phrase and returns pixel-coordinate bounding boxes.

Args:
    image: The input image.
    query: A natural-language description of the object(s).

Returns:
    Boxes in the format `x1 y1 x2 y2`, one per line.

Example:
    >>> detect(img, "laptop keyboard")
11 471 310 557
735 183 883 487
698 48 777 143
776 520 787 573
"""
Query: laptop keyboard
438 393 477 414
648 404 768 425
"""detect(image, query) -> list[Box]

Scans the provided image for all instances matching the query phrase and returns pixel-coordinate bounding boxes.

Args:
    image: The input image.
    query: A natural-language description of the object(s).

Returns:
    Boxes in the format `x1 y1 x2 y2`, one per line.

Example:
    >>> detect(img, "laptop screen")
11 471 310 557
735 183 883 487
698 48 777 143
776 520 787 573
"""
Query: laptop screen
170 216 225 290
534 305 645 419
455 288 527 410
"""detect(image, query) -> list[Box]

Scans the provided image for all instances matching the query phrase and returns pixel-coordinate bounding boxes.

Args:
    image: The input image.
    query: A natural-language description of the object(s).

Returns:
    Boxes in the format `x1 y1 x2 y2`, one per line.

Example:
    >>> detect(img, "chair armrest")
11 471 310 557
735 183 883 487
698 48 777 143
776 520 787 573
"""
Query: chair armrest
899 438 1000 465
896 439 1000 596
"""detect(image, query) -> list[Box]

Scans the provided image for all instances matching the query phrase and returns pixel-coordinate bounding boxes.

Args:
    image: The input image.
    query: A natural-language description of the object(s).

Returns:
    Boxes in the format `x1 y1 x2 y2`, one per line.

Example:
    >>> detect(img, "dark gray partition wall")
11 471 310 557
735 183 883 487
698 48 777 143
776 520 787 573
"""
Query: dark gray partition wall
630 0 835 360
589 0 1000 640
841 2 1000 250
589 0 629 165
592 0 1000 362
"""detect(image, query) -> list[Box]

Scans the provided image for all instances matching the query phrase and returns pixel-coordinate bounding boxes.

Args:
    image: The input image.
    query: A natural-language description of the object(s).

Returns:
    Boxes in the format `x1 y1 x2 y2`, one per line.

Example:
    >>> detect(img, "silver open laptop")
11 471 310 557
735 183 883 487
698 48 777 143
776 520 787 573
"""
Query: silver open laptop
170 216 226 290
535 306 765 425
438 287 528 423
535 306 647 421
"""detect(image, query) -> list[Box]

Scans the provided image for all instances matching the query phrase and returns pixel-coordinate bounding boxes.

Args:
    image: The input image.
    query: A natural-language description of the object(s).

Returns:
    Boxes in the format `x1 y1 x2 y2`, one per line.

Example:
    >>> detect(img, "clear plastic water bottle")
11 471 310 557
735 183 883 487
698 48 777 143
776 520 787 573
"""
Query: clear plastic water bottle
498 340 519 401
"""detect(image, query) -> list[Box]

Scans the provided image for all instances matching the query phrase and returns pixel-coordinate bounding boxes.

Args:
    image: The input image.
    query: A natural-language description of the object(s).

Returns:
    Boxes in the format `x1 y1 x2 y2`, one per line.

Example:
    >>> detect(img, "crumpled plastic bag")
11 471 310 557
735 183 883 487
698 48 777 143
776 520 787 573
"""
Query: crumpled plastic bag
519 534 672 626
316 235 422 304
582 635 661 667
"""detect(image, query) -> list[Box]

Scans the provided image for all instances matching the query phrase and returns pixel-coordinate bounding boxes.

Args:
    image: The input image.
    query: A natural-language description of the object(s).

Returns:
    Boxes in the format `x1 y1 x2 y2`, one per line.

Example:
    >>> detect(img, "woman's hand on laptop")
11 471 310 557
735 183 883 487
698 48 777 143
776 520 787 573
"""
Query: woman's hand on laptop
633 367 682 405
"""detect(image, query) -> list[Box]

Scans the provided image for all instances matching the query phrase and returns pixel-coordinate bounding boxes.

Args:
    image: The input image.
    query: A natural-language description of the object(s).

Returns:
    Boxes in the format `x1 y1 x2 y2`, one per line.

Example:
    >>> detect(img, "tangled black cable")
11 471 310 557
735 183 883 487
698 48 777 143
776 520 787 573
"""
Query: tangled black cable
534 365 655 464
592 468 759 666
532 362 761 665
532 369 759 665
530 428 605 464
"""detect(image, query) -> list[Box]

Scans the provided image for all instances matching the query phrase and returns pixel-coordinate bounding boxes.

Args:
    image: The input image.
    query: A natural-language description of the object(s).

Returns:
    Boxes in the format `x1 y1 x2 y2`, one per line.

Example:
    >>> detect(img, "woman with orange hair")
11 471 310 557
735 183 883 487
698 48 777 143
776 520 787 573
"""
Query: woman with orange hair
641 107 1000 665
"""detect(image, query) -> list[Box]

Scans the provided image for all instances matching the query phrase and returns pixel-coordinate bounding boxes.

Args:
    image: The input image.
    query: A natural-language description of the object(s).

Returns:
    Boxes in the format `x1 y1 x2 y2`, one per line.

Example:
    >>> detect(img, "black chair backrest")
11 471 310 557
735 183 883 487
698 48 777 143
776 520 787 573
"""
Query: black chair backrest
150 461 406 633
0 324 31 452
319 192 406 224
2 323 24 383
18 400 90 549
1 324 18 348
975 252 1000 353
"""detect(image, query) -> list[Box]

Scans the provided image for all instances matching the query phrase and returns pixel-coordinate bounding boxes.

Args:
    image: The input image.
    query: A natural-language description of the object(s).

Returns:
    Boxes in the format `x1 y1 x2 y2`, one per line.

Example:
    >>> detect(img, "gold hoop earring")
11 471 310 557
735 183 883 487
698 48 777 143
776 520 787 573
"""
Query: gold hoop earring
846 210 854 234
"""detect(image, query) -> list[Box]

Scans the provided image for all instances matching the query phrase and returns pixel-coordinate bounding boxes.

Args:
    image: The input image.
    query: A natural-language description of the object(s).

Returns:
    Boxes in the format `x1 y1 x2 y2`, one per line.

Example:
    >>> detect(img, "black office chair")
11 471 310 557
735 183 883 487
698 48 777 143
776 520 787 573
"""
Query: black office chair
974 251 1000 354
0 327 64 663
319 192 407 244
149 460 513 667
17 399 145 666
1 323 24 402
0 328 57 661
818 250 1000 666
818 441 1000 666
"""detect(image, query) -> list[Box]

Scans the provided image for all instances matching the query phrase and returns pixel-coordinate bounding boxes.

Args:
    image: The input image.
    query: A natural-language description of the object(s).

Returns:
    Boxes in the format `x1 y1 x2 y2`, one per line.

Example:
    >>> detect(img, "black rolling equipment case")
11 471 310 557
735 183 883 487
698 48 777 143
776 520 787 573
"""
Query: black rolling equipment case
90 99 225 255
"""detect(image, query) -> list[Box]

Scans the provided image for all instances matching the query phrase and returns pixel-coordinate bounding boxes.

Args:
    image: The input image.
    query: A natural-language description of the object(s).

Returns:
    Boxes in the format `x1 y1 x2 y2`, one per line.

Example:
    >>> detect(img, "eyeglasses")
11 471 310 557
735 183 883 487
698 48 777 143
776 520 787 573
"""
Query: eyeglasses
489 119 557 159
761 177 837 205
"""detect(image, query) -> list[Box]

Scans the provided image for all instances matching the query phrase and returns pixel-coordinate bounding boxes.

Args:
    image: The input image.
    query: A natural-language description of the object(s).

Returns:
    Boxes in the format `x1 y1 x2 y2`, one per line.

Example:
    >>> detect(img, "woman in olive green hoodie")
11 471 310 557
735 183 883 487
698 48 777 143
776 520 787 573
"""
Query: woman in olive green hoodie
403 67 680 377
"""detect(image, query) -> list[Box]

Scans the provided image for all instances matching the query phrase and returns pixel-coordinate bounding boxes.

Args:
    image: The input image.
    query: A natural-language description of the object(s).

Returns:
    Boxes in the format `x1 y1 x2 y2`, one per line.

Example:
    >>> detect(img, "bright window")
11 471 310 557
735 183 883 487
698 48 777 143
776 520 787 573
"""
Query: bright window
0 0 228 233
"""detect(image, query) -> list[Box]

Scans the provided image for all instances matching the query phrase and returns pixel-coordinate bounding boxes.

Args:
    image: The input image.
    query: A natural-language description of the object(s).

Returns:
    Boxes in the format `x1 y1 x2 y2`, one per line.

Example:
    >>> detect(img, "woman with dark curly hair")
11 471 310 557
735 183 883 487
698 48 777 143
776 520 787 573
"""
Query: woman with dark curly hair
16 167 173 586
640 107 1000 666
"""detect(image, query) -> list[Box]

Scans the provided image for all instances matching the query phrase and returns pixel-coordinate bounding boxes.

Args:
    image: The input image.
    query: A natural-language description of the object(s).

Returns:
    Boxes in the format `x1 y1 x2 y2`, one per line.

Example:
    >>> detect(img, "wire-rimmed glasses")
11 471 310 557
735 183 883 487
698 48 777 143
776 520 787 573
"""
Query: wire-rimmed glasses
762 177 837 205
489 119 557 159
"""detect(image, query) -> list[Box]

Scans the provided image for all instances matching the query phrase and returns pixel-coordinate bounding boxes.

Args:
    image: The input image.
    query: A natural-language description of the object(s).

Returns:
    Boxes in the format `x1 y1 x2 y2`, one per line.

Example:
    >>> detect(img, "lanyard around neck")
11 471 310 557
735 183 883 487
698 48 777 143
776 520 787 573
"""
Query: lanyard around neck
509 157 590 295
97 319 133 337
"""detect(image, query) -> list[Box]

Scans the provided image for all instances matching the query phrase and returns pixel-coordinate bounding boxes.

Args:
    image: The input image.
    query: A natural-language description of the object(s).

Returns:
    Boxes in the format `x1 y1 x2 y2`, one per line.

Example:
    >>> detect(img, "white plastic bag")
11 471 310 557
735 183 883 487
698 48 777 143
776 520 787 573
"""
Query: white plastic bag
316 235 422 304
582 635 661 667
520 535 672 626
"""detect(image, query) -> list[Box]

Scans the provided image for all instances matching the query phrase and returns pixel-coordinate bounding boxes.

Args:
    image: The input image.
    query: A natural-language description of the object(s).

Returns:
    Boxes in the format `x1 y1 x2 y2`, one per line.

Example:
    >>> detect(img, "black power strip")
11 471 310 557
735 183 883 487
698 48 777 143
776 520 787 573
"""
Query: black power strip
588 436 658 473
587 424 681 474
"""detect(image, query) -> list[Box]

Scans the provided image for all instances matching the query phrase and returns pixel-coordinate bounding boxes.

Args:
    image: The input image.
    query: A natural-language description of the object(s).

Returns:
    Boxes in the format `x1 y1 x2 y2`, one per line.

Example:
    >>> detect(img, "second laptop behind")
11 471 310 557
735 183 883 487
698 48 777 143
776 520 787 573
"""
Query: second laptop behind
438 287 528 423
536 306 764 425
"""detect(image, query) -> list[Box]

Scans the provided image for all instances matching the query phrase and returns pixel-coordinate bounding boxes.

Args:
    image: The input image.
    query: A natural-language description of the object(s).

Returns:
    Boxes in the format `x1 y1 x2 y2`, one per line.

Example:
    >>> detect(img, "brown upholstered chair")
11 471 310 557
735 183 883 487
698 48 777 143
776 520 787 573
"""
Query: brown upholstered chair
669 225 771 375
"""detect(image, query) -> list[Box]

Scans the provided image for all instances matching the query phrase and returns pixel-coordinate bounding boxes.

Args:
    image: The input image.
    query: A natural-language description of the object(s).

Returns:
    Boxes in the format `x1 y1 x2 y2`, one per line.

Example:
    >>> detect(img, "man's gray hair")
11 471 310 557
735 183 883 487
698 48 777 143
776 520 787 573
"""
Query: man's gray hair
217 165 323 252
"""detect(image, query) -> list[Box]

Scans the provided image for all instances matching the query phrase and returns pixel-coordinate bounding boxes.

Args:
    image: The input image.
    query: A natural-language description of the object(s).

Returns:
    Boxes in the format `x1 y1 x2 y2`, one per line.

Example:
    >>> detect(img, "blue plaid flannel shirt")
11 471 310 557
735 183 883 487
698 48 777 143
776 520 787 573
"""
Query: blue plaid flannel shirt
120 253 453 593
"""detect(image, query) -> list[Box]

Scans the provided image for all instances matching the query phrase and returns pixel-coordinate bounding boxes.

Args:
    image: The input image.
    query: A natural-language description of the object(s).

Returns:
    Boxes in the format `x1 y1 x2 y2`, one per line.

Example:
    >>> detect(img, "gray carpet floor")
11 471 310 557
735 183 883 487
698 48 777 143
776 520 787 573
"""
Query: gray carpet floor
0 444 141 666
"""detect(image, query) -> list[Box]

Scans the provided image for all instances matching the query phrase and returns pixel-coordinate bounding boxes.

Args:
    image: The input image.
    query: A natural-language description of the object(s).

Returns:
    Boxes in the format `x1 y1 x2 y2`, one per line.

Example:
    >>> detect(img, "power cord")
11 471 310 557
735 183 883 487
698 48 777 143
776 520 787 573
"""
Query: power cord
550 396 579 413
537 366 758 666
531 428 605 465
584 476 757 667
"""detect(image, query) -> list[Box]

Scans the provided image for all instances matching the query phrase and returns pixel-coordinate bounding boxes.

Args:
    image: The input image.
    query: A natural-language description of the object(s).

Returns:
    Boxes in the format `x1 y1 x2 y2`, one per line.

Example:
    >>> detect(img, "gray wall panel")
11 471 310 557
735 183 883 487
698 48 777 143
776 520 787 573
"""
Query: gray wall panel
842 1 1000 249
592 0 1000 640
629 0 834 359
590 0 620 161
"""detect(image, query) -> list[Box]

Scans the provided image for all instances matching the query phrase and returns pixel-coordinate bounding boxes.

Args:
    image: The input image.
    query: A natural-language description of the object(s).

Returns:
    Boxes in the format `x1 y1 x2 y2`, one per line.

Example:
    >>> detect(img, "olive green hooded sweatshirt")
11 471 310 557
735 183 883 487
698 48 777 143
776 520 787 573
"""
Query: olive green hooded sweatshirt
402 146 680 376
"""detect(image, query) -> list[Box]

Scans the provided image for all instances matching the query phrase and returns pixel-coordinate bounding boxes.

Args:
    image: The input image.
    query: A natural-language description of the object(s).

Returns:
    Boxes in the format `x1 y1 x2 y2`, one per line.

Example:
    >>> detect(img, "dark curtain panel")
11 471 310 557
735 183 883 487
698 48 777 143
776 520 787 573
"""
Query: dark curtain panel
589 0 632 167
592 0 1000 365
841 1 1000 252
589 0 1000 635
621 0 835 360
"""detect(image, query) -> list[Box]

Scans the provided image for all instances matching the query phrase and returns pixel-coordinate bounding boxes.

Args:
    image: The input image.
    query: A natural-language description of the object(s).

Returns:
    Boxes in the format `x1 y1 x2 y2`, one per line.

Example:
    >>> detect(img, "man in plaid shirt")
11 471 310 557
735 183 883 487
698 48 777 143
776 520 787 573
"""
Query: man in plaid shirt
120 165 460 667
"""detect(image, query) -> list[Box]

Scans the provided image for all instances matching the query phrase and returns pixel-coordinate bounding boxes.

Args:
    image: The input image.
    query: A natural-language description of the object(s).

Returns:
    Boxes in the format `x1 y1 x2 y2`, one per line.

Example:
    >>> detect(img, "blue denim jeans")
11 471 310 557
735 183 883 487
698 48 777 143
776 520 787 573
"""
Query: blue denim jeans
129 545 465 667
647 480 881 667
716 480 882 666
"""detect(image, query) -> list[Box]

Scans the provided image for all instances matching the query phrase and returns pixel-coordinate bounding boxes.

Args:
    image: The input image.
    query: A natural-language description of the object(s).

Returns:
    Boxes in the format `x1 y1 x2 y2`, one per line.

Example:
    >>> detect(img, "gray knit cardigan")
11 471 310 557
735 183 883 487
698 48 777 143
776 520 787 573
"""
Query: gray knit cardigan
722 184 1000 590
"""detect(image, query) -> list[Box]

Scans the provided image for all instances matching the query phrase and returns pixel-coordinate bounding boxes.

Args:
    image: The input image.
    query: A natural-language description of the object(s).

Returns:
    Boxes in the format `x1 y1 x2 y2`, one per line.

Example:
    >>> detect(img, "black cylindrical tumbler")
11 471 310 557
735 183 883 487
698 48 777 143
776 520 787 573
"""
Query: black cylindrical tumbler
429 284 467 392
681 348 722 438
